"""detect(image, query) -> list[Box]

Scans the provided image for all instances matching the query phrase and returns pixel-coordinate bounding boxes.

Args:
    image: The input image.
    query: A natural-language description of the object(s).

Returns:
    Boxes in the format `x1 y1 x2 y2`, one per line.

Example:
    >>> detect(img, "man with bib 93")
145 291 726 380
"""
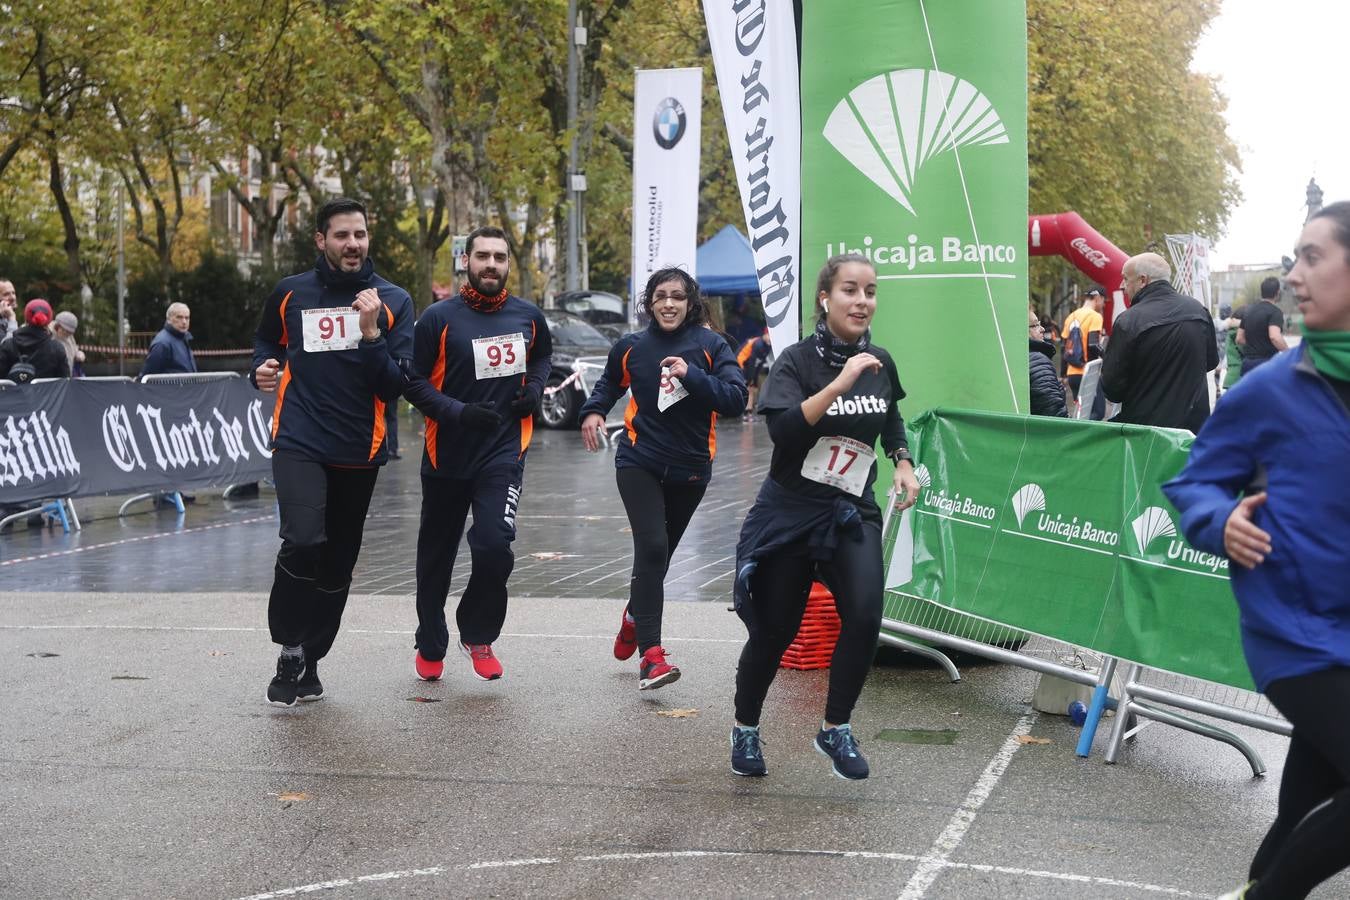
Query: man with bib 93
402 226 552 683
729 253 919 780
253 198 415 707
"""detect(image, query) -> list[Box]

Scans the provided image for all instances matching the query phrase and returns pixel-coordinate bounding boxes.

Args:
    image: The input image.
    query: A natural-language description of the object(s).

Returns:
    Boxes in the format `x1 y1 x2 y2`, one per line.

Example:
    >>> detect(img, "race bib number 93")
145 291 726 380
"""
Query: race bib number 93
473 333 527 379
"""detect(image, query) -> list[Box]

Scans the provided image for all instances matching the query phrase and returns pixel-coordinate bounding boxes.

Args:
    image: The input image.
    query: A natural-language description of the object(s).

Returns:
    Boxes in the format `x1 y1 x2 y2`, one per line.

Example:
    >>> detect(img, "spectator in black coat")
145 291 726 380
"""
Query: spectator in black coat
0 298 71 382
1028 305 1067 417
1102 253 1218 433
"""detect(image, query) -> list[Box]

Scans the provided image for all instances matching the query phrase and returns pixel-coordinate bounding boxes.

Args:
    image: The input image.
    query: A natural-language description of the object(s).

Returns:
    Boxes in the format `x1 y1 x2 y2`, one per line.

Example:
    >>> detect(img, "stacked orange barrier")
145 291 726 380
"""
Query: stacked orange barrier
779 582 841 670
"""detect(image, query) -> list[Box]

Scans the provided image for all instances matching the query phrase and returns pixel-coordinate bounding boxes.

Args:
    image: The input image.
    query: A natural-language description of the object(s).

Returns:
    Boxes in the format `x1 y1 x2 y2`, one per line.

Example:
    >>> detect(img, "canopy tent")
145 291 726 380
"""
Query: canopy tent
695 225 759 295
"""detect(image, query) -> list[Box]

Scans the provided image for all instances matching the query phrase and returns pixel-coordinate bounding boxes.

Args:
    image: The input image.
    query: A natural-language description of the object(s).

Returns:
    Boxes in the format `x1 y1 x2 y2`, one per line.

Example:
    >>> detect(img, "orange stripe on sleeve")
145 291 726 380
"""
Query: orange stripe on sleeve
708 412 718 461
278 291 292 347
369 397 387 461
271 366 292 441
383 303 395 330
424 326 449 468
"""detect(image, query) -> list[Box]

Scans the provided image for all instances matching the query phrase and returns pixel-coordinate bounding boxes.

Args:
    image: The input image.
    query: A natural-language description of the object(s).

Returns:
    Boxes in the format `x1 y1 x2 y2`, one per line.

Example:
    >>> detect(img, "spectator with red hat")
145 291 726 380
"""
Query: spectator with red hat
0 298 71 383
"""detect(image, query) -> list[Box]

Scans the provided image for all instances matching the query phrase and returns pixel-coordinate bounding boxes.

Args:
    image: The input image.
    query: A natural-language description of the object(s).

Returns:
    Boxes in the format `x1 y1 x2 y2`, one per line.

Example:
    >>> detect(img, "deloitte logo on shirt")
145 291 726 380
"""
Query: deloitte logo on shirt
1005 483 1119 554
912 462 998 526
825 394 888 416
1126 506 1228 576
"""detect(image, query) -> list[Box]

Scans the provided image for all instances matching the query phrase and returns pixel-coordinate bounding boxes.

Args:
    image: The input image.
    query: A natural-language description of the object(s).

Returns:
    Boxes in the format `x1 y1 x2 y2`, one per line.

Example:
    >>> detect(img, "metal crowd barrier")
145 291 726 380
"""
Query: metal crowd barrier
878 495 1286 776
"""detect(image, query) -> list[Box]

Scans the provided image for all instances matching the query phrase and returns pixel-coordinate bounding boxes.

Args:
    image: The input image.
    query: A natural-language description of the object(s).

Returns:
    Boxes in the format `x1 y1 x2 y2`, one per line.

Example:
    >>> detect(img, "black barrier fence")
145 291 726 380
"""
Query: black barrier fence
0 377 275 506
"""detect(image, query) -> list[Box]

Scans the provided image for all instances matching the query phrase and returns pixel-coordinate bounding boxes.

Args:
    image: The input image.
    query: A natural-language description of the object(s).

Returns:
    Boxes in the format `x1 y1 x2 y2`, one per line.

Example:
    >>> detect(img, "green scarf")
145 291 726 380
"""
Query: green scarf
1303 329 1350 381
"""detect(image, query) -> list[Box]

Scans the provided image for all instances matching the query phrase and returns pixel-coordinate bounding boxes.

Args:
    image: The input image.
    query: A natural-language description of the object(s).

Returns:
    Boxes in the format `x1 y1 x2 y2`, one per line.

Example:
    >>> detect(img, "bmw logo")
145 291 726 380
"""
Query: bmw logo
652 97 687 150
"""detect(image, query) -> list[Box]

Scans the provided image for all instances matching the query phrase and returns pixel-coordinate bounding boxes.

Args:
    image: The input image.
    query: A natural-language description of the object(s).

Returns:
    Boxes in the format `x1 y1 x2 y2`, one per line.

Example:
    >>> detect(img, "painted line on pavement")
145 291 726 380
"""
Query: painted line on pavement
0 515 274 568
232 846 1203 900
897 710 1038 899
0 623 746 644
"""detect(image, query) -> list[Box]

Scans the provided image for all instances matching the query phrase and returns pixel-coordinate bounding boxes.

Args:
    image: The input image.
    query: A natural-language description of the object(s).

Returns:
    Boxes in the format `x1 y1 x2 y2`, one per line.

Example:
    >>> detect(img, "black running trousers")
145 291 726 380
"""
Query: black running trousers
1246 666 1350 900
734 522 884 727
267 450 379 662
615 465 707 654
414 465 522 658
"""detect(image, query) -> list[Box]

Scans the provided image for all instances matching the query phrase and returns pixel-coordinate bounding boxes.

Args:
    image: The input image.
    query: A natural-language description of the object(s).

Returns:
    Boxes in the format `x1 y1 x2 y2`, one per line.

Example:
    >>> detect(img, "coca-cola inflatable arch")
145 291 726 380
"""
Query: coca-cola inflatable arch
1028 212 1129 326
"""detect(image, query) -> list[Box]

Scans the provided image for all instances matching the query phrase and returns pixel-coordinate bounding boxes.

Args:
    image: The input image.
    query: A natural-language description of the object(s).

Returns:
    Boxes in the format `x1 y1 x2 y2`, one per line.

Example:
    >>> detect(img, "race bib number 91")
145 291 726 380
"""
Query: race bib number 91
473 333 527 379
302 307 362 353
801 436 876 496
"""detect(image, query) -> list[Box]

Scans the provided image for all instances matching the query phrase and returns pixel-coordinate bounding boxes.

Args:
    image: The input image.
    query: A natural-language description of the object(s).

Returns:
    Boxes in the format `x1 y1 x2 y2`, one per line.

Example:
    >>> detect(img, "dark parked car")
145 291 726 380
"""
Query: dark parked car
556 290 627 342
539 310 614 429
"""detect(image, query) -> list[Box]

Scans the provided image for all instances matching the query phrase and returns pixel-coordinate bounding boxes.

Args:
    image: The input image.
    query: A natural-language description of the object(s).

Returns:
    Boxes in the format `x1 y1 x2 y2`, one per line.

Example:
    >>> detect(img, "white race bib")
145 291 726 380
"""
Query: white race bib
801 436 876 496
301 307 361 353
656 365 689 412
472 333 527 379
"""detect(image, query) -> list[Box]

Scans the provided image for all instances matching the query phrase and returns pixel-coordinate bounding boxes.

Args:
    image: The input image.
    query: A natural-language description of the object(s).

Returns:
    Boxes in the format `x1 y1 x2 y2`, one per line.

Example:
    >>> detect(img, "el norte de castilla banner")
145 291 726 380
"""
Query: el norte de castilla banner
0 379 275 506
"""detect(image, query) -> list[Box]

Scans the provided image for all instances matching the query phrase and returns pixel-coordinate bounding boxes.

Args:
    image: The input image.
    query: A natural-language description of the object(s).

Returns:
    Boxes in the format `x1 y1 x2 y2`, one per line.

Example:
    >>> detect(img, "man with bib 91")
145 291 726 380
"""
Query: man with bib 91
253 197 415 706
403 226 552 683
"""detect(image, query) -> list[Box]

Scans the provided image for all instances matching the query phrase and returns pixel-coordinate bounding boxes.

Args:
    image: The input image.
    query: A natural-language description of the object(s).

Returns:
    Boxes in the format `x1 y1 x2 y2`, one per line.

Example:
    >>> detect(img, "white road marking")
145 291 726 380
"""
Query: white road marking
0 515 275 567
232 846 1203 900
897 711 1038 899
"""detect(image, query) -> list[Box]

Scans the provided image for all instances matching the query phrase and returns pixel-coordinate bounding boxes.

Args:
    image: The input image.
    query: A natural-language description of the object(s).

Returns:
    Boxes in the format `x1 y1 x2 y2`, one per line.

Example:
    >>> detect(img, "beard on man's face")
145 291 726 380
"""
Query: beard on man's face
468 265 507 295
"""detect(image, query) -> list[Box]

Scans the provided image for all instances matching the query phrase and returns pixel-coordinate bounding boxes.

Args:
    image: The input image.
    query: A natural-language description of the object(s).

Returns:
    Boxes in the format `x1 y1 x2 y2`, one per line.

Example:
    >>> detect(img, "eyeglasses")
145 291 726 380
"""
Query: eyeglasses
653 293 688 303
1029 322 1044 331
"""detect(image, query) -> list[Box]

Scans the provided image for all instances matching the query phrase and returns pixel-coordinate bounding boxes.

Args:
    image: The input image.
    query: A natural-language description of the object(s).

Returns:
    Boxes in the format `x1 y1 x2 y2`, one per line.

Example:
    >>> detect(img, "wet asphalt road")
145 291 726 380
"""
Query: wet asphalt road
1 417 1343 899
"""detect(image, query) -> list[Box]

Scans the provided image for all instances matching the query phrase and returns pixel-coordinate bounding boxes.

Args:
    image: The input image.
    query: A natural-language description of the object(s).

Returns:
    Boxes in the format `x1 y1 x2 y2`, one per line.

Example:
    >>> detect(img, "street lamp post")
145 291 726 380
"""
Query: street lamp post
565 0 587 292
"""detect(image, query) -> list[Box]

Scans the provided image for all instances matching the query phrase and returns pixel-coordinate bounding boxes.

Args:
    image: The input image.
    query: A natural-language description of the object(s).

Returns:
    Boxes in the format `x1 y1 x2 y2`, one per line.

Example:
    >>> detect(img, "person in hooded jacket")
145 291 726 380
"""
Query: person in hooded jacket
1165 201 1350 900
1028 305 1067 417
0 299 70 382
578 268 747 691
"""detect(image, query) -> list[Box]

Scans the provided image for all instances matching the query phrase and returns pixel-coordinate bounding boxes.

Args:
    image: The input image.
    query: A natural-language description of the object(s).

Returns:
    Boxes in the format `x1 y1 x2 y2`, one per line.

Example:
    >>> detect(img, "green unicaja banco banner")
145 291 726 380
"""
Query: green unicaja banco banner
801 0 1030 424
888 410 1252 690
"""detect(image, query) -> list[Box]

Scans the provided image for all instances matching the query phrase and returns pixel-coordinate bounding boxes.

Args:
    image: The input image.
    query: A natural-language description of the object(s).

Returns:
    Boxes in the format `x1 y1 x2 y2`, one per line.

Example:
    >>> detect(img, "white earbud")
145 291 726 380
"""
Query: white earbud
821 300 830 314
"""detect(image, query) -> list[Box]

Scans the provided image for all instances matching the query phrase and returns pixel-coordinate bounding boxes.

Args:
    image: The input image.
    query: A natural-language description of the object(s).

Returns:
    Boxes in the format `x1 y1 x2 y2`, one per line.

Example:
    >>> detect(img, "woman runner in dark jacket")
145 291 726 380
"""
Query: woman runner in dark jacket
729 253 920 781
579 268 747 690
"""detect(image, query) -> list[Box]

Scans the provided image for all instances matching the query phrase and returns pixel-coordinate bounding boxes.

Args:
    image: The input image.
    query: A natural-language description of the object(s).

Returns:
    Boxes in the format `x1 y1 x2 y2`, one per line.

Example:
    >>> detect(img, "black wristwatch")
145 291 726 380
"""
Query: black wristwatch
887 448 913 466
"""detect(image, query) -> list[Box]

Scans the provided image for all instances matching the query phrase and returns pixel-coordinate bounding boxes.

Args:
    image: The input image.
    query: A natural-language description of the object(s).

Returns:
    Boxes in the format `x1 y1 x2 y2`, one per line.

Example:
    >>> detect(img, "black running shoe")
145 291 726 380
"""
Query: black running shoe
730 725 767 777
814 724 869 780
296 661 323 702
266 653 305 707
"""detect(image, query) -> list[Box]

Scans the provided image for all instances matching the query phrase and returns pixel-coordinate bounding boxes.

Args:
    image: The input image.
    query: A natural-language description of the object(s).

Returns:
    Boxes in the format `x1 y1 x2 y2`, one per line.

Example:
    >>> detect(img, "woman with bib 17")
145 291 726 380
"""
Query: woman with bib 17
729 253 919 780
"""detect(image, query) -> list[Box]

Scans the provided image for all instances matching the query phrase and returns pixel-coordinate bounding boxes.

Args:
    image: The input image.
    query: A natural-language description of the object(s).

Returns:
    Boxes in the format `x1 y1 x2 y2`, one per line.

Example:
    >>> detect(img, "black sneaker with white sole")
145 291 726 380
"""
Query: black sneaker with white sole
266 653 305 707
814 723 869 780
296 661 323 702
731 725 767 777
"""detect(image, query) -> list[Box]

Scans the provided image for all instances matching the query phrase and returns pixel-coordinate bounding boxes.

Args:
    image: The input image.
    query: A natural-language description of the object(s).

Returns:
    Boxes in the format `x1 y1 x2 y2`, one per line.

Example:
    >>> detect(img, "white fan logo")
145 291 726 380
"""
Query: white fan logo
1131 506 1178 553
824 68 1009 216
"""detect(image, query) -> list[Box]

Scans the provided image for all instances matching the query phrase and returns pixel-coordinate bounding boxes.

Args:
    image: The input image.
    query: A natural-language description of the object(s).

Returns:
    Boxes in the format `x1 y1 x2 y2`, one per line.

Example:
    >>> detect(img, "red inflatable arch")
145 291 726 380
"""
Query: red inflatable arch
1028 212 1129 328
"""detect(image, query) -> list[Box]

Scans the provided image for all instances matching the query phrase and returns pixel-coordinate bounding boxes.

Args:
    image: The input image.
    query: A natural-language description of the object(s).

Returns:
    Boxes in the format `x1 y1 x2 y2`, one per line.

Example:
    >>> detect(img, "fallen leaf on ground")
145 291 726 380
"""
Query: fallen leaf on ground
111 675 148 681
276 791 310 802
656 708 699 718
529 551 575 561
25 652 59 658
1014 735 1052 745
406 696 442 703
209 650 230 657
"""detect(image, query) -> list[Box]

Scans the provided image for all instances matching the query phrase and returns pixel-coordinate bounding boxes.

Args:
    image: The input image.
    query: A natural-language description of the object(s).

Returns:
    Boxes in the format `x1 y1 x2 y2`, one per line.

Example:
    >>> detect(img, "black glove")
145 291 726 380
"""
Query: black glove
459 400 502 432
510 387 539 417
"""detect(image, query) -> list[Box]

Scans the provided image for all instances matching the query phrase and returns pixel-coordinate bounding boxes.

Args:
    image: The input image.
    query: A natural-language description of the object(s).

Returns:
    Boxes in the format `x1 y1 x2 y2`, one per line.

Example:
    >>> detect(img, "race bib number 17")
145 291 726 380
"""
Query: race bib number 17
473 333 527 379
302 307 361 353
800 436 876 496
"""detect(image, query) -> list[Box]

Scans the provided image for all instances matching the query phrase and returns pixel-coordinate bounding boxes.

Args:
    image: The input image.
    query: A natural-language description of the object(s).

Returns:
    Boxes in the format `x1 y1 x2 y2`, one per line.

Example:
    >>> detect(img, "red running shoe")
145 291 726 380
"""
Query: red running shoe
415 651 443 682
614 608 637 660
638 646 681 691
460 641 503 681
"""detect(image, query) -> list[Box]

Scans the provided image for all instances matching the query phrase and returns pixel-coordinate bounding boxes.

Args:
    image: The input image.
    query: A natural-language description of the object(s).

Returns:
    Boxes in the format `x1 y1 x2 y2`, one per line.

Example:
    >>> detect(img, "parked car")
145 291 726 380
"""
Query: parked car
556 290 627 336
539 310 614 429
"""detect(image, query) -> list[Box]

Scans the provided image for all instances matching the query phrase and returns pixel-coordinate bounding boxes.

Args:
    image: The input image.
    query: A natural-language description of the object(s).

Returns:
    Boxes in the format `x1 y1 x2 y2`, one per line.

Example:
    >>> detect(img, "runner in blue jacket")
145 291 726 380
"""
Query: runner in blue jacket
1164 202 1350 900
579 267 747 690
